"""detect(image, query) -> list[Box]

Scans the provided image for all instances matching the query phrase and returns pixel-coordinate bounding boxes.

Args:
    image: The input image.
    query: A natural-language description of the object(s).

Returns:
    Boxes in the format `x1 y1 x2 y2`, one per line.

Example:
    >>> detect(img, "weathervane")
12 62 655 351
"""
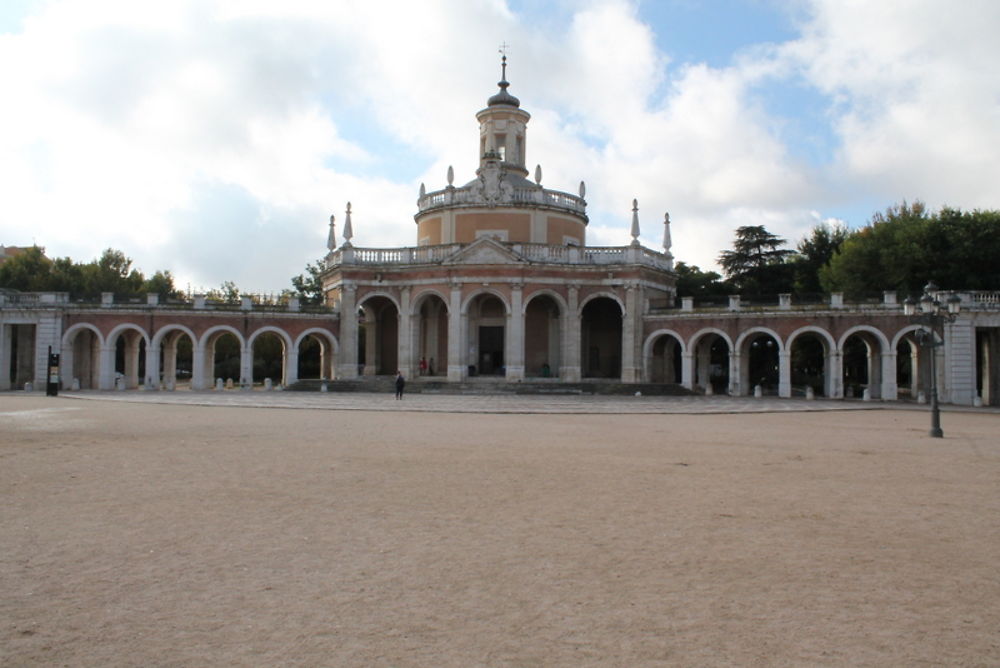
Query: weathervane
499 41 509 79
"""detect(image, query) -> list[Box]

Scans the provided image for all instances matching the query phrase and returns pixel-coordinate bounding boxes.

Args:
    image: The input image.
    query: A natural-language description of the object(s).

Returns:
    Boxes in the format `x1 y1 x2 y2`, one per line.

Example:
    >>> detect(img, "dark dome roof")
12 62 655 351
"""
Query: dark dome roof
488 79 520 108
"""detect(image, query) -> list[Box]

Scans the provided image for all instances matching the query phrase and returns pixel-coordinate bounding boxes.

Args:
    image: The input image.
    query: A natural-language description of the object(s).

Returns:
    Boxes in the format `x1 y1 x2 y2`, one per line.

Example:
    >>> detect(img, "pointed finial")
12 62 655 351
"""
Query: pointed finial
630 199 640 245
499 42 509 80
579 181 586 199
419 183 426 198
447 165 454 186
662 212 672 254
326 214 337 250
342 202 353 245
534 164 542 185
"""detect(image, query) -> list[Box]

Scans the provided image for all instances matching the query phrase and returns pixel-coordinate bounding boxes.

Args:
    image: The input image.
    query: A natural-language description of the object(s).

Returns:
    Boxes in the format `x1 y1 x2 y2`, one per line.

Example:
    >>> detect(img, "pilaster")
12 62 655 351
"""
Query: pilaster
561 285 581 381
337 283 359 378
506 283 525 380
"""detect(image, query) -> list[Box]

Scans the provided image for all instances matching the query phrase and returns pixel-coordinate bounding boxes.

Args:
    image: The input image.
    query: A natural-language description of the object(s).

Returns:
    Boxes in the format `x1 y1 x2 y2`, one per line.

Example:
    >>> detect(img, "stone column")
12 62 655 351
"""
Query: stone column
123 334 140 389
830 351 844 398
447 284 464 381
944 318 975 405
146 344 161 390
681 351 694 390
561 285 581 381
728 350 741 396
284 347 298 386
620 284 640 383
191 343 207 390
0 325 11 391
239 343 253 389
506 284 525 380
337 284 359 379
397 287 413 378
880 350 898 401
778 350 792 398
363 306 377 376
98 344 116 390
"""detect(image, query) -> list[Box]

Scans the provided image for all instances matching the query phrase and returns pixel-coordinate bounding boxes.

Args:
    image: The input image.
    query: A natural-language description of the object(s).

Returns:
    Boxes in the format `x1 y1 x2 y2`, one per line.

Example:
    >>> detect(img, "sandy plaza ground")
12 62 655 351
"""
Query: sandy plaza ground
1 393 998 667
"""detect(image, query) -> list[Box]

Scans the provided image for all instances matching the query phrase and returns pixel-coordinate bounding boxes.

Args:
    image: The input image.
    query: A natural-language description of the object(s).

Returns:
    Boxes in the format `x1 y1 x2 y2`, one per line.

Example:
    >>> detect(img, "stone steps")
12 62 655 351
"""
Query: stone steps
286 377 695 396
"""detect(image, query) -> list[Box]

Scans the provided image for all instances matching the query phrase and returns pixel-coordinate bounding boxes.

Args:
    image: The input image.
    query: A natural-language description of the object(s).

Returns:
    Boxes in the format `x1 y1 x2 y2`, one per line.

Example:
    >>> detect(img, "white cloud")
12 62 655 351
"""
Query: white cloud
0 0 997 290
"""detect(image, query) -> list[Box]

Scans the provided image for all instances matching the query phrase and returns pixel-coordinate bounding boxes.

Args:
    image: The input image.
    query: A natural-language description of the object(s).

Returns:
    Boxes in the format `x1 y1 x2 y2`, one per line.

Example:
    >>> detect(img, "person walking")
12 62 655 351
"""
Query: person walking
394 370 405 400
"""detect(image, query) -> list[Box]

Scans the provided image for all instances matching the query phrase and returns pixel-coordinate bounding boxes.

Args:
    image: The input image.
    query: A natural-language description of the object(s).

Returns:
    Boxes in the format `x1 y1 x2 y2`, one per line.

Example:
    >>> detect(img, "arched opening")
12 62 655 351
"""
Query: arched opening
692 333 730 394
842 331 884 399
159 329 194 390
896 335 919 399
524 294 561 378
790 333 828 397
581 297 622 379
416 294 448 377
66 327 100 389
359 296 399 376
4 324 36 390
741 332 780 395
649 333 683 383
976 327 1000 406
252 332 286 385
111 327 147 389
297 333 335 380
469 293 507 376
205 331 241 386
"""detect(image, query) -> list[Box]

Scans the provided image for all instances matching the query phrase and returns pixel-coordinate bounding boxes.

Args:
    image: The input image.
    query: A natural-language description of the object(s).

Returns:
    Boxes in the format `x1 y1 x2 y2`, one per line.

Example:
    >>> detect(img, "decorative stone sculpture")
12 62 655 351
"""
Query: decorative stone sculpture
342 202 354 246
630 199 640 246
535 164 542 185
447 165 454 186
326 214 336 250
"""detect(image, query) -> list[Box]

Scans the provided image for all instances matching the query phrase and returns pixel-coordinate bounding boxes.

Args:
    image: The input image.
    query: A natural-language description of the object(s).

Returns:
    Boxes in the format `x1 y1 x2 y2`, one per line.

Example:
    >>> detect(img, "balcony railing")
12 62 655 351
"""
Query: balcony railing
416 184 587 215
327 242 673 271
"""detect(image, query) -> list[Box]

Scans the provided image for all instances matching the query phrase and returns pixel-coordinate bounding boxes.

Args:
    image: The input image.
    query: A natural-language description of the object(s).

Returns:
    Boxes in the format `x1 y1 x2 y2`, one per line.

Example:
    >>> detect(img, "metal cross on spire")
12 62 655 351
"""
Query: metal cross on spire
499 41 509 80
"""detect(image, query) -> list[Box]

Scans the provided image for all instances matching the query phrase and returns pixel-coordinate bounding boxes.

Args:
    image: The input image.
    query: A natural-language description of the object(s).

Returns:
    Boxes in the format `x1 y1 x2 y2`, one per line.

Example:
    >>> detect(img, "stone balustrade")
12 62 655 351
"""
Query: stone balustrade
416 184 586 215
327 242 673 271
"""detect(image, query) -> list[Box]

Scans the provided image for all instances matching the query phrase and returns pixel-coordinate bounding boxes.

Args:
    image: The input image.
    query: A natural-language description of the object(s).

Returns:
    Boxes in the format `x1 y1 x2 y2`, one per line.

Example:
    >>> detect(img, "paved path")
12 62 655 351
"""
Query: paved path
56 390 911 415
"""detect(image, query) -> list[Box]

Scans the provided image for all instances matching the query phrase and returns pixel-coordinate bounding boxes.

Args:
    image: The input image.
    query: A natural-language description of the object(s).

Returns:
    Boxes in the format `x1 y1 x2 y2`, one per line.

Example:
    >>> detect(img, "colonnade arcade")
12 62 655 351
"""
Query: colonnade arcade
644 323 946 400
351 289 626 382
58 322 338 390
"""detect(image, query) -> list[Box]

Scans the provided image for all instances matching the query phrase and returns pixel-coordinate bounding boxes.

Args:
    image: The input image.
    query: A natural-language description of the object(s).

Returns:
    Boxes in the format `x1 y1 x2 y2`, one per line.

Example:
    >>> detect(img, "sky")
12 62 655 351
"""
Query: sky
1 0 998 293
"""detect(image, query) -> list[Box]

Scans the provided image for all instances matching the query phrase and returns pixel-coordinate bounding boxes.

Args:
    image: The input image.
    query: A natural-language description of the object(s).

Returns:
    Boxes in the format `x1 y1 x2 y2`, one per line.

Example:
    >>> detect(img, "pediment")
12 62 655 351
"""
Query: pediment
443 237 525 266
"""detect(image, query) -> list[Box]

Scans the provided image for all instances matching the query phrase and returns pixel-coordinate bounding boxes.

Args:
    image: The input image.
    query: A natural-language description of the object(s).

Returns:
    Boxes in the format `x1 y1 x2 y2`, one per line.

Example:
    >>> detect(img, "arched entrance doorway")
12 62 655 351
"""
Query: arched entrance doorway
740 331 780 395
524 294 561 378
203 329 242 387
415 293 448 377
468 293 507 376
581 297 622 379
109 326 148 389
648 332 683 383
158 328 195 390
789 331 829 397
358 296 399 376
62 325 101 389
842 330 886 399
251 331 287 385
691 331 730 394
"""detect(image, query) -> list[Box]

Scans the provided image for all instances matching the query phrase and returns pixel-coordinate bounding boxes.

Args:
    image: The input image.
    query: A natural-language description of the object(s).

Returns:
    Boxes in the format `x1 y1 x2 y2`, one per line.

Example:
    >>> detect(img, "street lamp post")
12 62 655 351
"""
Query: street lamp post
903 282 961 438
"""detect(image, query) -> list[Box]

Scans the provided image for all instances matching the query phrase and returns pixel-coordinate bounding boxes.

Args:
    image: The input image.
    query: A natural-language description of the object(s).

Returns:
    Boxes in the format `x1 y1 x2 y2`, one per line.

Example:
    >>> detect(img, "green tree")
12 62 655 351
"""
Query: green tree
0 246 54 292
718 225 795 295
206 280 241 304
142 270 181 300
673 261 731 297
791 221 849 294
819 202 1000 297
290 259 326 305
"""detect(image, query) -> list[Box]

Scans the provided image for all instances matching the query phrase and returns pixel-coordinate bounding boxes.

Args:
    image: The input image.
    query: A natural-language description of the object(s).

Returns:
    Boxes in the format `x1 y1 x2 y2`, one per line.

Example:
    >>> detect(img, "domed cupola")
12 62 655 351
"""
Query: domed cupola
475 54 530 178
487 56 520 108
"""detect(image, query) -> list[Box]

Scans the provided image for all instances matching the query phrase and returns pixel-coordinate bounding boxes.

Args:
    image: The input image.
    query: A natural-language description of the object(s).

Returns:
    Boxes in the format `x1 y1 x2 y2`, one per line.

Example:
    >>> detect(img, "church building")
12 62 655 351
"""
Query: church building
320 57 676 384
